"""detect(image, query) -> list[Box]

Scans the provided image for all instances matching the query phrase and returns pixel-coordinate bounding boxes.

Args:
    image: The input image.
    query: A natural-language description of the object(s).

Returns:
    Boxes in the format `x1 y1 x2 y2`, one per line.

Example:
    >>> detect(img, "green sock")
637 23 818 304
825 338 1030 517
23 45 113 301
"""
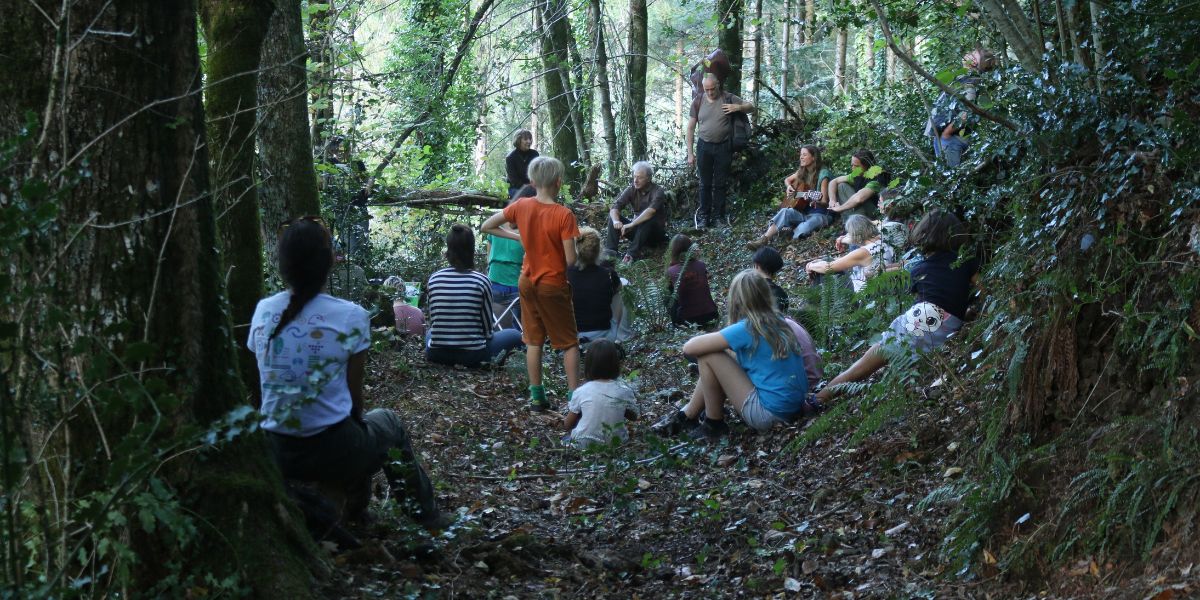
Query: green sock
529 384 546 402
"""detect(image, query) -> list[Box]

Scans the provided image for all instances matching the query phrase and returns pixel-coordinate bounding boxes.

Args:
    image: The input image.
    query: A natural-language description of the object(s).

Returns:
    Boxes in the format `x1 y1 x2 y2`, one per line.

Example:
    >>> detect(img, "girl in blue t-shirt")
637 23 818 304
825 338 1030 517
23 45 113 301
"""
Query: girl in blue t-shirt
652 270 811 440
814 210 979 406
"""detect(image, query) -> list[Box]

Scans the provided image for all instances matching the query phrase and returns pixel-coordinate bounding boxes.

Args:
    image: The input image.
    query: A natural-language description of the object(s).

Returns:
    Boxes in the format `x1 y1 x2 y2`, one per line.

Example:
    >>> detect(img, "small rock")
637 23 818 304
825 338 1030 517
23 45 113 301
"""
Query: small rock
717 454 737 467
473 560 489 572
871 548 887 559
801 559 818 574
946 441 959 452
638 478 652 490
784 577 802 592
943 466 963 478
492 441 504 450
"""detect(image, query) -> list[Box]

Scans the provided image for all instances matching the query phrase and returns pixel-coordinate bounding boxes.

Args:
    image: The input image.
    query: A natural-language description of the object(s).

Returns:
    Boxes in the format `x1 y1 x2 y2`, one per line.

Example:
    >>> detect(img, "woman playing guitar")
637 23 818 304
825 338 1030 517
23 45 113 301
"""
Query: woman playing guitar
747 145 836 250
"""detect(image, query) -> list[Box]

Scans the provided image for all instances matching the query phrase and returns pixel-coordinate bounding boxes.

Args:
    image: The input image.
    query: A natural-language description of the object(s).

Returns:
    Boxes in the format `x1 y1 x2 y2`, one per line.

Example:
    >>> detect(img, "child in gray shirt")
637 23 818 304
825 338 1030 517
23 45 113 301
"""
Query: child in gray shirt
564 341 639 448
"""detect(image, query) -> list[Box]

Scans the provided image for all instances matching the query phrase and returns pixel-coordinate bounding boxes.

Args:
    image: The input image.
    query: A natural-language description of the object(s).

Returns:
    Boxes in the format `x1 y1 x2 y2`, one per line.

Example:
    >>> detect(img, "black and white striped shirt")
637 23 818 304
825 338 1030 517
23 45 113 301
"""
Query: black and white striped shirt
426 268 494 350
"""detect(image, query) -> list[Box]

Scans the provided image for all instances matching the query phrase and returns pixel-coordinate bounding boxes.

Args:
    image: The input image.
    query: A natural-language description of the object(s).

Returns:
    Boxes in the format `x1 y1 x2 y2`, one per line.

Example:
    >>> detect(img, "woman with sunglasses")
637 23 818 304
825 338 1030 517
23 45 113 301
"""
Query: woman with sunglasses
247 217 447 529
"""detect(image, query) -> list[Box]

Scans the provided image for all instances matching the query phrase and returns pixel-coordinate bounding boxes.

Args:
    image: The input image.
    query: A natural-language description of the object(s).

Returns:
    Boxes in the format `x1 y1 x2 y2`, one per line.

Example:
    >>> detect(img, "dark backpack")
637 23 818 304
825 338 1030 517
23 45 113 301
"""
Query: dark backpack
725 92 751 152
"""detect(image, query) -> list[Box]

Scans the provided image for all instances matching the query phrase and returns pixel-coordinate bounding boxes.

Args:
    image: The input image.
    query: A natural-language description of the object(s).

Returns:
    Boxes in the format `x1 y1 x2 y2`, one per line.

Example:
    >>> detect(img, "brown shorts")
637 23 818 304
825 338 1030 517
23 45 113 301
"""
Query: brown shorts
518 276 579 350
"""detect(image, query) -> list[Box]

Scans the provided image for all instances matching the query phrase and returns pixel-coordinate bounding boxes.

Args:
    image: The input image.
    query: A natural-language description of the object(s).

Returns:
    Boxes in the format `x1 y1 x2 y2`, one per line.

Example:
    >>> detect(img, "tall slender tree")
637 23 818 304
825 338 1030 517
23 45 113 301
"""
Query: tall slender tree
590 0 619 177
627 0 649 161
200 0 275 396
717 0 745 95
538 0 583 189
257 0 321 276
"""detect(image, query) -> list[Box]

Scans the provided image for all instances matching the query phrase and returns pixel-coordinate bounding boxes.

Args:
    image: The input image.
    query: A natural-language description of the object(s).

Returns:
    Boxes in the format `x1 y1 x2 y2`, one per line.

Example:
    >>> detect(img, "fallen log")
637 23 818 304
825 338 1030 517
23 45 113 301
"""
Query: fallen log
368 189 506 209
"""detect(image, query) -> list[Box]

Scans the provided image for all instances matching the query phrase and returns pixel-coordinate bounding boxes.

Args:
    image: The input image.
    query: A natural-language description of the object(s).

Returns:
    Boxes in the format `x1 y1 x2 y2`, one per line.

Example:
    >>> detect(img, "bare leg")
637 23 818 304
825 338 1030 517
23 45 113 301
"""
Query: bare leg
697 352 755 420
681 384 706 419
526 344 543 387
563 345 581 390
762 223 779 240
815 343 887 402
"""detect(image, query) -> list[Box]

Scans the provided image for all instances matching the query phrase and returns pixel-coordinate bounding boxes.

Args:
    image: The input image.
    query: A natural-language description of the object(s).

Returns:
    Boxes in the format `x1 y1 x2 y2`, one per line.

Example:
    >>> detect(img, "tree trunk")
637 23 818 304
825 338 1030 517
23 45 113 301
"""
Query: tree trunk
675 38 685 133
717 0 745 95
308 3 335 157
257 0 321 277
751 0 763 119
782 0 791 105
804 0 815 44
590 0 619 178
539 0 583 190
627 0 649 161
1090 1 1106 89
976 0 1043 73
200 0 273 398
834 28 848 94
0 1 318 594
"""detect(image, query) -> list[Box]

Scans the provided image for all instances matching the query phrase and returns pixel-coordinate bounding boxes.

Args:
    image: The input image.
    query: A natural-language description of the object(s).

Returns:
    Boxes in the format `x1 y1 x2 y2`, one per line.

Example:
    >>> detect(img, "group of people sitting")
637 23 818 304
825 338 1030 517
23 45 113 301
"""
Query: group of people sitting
245 134 980 537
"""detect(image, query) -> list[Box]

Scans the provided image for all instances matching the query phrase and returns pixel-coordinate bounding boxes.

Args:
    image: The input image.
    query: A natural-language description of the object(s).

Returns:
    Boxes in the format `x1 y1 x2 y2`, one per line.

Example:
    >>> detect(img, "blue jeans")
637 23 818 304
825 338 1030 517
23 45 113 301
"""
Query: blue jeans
425 328 524 368
696 138 732 223
770 209 833 239
931 134 968 167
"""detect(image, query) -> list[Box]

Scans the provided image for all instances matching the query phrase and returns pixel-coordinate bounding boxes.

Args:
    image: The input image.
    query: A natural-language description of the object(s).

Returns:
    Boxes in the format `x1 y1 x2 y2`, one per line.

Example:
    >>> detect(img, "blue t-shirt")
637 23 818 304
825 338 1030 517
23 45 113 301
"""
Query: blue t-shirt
719 320 808 418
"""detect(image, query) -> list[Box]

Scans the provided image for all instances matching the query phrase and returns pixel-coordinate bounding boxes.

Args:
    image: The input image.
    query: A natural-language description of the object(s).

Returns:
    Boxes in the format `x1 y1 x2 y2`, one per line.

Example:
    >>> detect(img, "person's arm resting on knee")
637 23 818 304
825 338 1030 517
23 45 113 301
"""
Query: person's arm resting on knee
682 331 730 360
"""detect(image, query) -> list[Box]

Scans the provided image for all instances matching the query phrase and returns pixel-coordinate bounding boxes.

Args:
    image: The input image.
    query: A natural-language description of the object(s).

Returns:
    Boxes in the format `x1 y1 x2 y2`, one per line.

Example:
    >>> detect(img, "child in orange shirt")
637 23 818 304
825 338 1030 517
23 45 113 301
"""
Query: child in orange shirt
482 157 582 410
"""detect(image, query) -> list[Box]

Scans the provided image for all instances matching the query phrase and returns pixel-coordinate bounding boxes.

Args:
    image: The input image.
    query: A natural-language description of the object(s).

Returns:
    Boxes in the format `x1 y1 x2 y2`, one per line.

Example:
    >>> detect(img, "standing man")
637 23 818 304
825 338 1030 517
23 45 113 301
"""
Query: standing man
607 161 669 264
687 73 754 229
926 49 996 167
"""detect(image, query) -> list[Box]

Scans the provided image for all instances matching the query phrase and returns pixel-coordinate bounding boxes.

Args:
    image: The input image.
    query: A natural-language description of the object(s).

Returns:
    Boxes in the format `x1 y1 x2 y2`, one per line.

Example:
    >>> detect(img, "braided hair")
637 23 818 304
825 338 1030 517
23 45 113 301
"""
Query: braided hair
268 218 334 341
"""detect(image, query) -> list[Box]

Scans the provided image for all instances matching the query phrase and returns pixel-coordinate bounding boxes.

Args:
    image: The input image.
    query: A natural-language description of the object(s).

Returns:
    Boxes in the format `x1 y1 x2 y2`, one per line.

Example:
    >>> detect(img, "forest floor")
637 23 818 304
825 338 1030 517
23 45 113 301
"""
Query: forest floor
321 211 1196 599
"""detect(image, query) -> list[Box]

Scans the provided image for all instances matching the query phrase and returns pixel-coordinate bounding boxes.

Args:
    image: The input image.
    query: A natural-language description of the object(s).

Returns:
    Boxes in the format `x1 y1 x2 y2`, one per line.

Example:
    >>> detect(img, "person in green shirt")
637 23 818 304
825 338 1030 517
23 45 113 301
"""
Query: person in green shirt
747 145 834 250
486 185 530 329
827 149 888 220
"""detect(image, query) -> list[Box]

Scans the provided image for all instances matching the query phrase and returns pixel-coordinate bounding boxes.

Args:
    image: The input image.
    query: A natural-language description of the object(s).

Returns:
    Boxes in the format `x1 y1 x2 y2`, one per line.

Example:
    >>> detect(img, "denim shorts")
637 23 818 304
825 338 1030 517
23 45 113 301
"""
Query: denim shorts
739 389 786 432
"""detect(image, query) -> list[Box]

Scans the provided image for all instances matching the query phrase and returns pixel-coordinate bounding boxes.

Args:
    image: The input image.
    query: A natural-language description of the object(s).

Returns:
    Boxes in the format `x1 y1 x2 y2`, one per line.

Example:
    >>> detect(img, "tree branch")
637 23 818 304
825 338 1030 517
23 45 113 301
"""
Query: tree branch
869 0 1020 133
364 0 497 198
757 79 803 121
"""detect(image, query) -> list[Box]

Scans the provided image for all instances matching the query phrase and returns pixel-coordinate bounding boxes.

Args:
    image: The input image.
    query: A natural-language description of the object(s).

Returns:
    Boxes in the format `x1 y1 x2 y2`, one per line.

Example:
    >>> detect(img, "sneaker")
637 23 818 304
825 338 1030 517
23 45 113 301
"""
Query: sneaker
527 399 551 412
651 410 699 436
694 208 708 229
689 418 731 441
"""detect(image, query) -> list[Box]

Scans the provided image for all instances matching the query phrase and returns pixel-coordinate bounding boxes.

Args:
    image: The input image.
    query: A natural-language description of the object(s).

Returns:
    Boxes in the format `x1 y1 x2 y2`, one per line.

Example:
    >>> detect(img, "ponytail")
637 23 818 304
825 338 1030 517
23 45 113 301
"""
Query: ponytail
268 218 334 341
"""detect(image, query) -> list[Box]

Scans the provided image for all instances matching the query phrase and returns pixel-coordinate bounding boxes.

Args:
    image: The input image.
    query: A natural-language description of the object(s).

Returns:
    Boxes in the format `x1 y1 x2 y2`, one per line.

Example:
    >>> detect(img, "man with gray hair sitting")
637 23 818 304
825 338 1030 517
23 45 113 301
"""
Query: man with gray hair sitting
607 161 669 264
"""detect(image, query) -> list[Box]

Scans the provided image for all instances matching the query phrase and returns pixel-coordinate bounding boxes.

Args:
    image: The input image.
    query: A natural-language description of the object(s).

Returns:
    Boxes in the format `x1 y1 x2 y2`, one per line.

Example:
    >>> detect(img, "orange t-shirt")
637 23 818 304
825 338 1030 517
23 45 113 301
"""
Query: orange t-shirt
503 196 580 286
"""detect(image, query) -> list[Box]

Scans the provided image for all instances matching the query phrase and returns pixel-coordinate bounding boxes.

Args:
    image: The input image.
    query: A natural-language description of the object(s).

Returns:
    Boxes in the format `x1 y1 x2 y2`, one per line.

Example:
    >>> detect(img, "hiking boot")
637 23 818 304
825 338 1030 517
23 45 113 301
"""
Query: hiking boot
651 410 699 436
745 237 768 251
689 418 731 441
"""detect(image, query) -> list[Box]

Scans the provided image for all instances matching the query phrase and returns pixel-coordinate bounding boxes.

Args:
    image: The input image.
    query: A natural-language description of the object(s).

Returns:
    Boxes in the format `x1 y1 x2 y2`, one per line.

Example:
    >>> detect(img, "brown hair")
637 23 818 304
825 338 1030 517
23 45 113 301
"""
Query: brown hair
576 227 601 268
911 210 966 255
512 129 533 149
668 234 694 266
584 339 622 380
445 224 475 270
794 145 825 191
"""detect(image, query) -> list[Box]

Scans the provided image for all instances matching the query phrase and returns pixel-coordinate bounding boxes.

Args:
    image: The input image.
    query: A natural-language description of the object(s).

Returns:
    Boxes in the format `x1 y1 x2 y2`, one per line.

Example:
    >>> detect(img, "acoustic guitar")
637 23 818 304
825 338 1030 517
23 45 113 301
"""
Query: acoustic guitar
779 189 824 211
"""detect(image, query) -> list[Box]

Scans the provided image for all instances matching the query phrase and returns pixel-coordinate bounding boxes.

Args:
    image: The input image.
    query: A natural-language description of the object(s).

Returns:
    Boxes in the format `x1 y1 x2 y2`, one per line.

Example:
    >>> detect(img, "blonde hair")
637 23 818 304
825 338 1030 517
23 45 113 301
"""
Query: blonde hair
726 270 800 360
527 156 564 189
576 227 601 268
844 214 879 246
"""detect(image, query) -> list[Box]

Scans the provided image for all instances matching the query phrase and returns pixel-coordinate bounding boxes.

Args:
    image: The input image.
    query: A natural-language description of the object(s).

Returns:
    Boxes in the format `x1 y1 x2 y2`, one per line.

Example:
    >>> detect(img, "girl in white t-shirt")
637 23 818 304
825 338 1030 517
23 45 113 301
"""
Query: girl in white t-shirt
563 340 639 448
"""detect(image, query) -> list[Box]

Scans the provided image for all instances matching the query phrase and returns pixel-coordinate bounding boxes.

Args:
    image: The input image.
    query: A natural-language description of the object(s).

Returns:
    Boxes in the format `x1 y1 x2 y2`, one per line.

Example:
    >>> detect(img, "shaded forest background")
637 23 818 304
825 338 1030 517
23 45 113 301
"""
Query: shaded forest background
1 0 1198 597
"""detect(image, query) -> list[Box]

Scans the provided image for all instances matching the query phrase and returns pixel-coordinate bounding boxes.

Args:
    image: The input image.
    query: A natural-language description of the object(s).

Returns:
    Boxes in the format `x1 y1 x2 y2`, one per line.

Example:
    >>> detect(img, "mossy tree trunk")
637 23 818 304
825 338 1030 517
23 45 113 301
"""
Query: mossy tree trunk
257 0 322 277
200 0 274 401
538 0 582 191
0 1 319 594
